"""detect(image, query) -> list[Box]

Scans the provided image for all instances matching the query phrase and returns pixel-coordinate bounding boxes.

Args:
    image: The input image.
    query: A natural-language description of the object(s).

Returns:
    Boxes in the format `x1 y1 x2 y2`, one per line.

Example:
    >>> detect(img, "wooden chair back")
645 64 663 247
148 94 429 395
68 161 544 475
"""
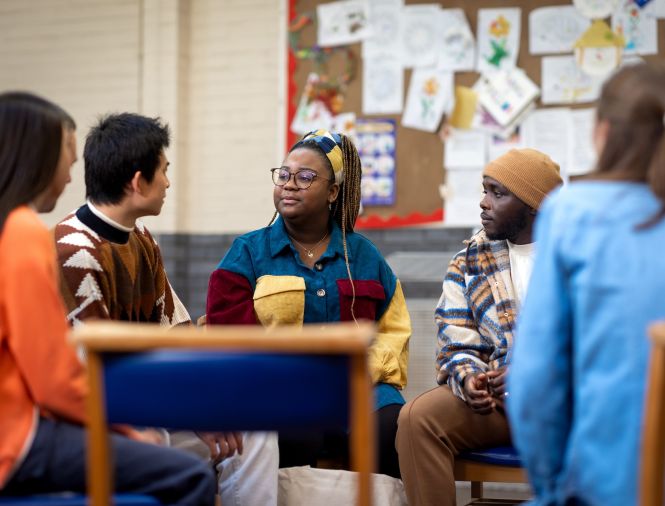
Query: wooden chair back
72 321 376 506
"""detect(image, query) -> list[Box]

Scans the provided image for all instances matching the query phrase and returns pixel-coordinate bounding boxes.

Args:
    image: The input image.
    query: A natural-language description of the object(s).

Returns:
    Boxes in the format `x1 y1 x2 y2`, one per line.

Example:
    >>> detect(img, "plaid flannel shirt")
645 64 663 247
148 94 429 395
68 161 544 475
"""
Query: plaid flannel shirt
435 230 518 401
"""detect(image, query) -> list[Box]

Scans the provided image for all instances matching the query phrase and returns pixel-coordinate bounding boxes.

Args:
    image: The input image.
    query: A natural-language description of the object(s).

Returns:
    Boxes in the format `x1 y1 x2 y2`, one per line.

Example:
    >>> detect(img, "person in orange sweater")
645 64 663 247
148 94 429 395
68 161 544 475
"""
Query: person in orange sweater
0 91 215 504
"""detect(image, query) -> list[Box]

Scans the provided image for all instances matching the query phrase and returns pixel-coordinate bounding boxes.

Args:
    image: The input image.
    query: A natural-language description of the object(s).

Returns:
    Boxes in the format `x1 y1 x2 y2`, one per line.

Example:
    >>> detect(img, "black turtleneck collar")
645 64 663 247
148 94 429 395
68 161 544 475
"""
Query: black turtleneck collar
76 204 131 244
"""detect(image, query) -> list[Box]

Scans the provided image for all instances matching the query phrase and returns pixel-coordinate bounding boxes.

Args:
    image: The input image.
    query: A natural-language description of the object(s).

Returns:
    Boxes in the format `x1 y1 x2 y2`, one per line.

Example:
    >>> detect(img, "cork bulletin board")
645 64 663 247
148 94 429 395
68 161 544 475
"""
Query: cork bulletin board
286 0 665 229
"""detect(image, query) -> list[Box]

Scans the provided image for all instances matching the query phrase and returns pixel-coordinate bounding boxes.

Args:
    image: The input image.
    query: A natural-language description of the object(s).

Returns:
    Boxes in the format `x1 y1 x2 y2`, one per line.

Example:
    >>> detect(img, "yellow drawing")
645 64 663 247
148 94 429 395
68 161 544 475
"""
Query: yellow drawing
573 20 625 77
490 15 511 37
423 78 440 97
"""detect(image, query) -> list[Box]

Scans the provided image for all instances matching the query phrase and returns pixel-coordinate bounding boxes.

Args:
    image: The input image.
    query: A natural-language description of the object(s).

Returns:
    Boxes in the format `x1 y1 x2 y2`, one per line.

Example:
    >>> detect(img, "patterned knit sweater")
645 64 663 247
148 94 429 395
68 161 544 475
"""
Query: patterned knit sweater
54 203 190 327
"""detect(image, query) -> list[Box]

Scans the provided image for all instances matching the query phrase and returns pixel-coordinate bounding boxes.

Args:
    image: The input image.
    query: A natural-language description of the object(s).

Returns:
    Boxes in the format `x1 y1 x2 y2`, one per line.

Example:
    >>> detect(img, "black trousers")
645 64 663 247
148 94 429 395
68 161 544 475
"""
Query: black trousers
1 417 216 505
279 403 403 479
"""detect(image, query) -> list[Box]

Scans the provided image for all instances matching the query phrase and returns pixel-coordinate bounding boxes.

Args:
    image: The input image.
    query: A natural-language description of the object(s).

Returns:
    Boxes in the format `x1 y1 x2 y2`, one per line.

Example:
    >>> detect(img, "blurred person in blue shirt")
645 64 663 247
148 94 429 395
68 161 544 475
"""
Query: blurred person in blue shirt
509 61 665 506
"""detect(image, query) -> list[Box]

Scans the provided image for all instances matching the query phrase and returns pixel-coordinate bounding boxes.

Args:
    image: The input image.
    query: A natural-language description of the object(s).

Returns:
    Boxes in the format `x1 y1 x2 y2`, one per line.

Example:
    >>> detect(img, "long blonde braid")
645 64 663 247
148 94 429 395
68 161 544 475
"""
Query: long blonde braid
333 134 363 323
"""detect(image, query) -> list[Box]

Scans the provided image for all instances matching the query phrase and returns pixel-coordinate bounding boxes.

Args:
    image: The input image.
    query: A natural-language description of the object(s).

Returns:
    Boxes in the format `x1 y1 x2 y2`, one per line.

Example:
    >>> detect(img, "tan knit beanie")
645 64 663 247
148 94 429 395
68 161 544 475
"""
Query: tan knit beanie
483 148 563 210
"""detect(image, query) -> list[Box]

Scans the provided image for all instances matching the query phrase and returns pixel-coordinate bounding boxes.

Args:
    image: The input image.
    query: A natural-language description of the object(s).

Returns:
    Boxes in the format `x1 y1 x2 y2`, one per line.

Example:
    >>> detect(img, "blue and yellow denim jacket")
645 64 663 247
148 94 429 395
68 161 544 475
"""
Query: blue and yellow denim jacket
207 216 410 405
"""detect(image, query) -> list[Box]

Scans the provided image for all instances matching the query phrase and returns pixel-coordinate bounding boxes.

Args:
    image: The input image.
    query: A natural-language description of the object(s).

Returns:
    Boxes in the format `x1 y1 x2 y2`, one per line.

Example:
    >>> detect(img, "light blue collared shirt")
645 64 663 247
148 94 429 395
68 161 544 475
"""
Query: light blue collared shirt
509 181 665 506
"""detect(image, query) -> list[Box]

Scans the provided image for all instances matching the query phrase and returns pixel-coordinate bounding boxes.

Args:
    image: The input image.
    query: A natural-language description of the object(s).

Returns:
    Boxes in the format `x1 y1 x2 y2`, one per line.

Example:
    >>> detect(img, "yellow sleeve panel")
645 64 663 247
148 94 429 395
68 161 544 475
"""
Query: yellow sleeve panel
253 275 305 327
368 280 411 388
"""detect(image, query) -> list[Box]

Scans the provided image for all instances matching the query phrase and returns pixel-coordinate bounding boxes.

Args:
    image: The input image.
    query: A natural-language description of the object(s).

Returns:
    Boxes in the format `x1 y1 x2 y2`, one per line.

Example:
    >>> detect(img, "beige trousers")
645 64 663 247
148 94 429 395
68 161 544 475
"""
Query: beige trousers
396 385 511 506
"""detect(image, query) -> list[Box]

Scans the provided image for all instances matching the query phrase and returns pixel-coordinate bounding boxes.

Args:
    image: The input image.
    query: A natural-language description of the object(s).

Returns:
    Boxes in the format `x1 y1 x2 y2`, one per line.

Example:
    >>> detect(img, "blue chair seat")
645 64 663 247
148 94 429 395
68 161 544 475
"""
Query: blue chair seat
103 351 350 432
0 494 160 505
458 446 522 467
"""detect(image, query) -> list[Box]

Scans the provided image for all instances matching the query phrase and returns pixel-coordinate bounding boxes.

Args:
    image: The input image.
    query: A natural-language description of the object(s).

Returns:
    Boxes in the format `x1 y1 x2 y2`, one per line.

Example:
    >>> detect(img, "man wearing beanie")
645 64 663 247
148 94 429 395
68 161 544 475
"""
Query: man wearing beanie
396 149 562 506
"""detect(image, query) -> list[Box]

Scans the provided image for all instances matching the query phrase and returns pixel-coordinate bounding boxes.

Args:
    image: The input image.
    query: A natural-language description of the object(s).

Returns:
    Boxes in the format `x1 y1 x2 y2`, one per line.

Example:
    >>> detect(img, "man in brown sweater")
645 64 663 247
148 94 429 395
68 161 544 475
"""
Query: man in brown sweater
54 112 279 506
54 113 189 326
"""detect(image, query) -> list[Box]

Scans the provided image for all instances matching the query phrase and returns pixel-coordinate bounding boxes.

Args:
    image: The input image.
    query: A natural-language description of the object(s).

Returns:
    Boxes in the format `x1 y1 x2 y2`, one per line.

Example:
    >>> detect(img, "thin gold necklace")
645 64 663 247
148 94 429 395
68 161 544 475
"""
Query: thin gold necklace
289 230 329 258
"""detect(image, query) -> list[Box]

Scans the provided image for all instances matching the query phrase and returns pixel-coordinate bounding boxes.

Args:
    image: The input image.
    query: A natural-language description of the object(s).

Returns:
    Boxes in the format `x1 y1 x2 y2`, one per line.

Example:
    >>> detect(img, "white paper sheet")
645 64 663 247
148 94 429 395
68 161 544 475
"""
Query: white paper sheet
529 6 590 55
613 0 659 55
476 8 521 74
568 108 597 176
620 54 645 67
541 55 604 105
400 4 442 68
443 168 483 227
362 0 403 58
317 0 372 47
488 132 525 162
521 108 571 181
444 129 487 170
644 0 665 18
362 54 404 115
437 8 476 71
573 0 620 18
471 101 534 141
401 68 453 132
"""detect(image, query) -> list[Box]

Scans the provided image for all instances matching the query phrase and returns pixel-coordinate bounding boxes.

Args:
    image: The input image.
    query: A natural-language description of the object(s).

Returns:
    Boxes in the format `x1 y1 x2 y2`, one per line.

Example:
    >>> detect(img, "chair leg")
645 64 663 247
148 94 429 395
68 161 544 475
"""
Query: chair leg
470 481 483 499
350 354 374 506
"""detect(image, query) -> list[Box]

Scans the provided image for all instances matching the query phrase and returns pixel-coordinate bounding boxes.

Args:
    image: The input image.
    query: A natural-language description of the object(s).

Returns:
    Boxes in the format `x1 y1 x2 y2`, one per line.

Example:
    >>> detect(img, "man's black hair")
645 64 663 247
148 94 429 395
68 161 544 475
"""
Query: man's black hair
84 113 170 205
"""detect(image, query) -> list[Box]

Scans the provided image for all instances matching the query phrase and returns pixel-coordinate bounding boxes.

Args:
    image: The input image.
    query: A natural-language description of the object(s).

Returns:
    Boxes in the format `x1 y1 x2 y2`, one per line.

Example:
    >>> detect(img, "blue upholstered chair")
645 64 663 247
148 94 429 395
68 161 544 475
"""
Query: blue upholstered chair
0 494 159 505
73 321 376 506
454 445 528 505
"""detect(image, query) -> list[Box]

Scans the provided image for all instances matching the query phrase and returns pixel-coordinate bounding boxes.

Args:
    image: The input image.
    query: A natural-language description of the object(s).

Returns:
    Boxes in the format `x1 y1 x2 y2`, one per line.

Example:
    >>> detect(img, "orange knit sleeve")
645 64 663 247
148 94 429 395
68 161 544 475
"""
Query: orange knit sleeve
4 210 88 425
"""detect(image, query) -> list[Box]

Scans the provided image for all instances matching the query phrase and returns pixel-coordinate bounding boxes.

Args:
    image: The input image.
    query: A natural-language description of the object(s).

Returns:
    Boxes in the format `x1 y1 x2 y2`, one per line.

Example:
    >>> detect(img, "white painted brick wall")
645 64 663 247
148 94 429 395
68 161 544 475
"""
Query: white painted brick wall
184 0 284 233
0 0 141 226
0 0 286 233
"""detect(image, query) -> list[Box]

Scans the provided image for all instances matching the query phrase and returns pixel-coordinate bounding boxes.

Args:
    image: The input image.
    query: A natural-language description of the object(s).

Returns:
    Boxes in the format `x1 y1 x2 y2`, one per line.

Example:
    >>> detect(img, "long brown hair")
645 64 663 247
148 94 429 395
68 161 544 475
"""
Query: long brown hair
591 62 665 225
0 92 75 232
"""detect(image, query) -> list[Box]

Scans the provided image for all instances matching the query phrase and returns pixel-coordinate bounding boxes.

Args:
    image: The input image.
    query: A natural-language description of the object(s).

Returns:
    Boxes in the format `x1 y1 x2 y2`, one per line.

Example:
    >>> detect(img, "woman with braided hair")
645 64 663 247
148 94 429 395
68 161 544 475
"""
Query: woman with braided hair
206 129 411 479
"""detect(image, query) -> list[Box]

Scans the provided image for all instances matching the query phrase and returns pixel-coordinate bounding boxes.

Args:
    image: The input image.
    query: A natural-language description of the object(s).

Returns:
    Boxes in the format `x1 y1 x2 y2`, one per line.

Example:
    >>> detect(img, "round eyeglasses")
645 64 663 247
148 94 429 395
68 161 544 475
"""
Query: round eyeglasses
270 168 331 189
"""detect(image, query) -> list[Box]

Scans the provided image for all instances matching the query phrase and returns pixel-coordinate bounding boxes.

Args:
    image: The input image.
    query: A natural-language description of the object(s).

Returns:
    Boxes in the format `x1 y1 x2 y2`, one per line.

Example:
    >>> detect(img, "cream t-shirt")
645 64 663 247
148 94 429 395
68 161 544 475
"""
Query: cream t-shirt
507 241 535 308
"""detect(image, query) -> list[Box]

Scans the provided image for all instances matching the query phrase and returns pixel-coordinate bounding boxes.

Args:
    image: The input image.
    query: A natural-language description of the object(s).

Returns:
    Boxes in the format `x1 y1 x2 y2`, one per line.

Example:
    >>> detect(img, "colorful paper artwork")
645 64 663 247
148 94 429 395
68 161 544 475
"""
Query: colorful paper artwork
612 0 659 55
400 4 441 68
362 55 404 115
331 112 357 137
541 55 603 105
437 9 476 71
529 6 591 55
573 0 620 18
471 100 534 141
357 119 397 206
488 130 524 163
475 68 540 128
401 68 454 133
317 0 372 47
476 8 521 74
573 20 625 77
290 73 334 135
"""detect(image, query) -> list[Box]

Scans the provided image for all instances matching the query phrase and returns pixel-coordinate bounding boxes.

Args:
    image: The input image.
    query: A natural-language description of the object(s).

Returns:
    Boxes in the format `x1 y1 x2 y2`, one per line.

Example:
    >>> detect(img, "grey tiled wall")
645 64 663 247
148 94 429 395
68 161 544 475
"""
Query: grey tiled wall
156 227 473 320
